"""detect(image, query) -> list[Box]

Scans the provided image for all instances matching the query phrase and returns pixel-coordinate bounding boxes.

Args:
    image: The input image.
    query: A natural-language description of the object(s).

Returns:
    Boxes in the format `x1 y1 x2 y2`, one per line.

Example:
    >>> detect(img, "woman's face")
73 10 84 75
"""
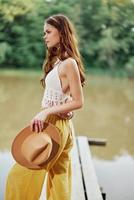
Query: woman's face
43 23 60 49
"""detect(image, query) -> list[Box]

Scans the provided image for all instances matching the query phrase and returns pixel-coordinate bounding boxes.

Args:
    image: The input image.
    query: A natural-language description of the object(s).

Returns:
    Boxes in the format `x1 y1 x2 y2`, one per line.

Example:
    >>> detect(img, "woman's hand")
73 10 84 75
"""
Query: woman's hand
57 111 74 120
30 110 48 133
57 97 74 119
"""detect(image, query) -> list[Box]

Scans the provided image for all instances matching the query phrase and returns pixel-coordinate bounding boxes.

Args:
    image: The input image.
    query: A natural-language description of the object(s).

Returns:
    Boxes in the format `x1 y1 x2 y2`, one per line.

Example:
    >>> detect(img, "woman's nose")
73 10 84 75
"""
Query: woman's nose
43 33 47 39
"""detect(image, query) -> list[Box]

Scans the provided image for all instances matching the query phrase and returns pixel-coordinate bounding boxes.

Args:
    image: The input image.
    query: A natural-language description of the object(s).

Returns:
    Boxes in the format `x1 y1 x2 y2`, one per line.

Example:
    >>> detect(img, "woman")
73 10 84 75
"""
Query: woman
5 14 85 200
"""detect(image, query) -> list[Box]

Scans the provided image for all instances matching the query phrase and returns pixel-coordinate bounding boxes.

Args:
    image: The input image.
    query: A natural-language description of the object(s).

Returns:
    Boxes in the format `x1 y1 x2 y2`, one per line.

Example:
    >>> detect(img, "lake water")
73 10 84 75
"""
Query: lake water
0 70 134 200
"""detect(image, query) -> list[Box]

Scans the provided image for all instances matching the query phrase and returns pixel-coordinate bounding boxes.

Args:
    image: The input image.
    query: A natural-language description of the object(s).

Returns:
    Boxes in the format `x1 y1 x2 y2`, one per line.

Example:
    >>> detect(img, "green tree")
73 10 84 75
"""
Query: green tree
0 0 133 74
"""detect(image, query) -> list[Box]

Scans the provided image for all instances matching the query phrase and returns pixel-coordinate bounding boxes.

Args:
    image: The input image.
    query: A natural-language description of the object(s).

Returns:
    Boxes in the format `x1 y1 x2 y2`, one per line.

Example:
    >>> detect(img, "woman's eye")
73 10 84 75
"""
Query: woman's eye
43 31 51 36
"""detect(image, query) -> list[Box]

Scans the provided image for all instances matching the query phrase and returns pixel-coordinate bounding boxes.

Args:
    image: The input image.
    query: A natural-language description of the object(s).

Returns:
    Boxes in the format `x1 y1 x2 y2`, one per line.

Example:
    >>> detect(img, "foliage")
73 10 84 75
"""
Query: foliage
0 0 134 75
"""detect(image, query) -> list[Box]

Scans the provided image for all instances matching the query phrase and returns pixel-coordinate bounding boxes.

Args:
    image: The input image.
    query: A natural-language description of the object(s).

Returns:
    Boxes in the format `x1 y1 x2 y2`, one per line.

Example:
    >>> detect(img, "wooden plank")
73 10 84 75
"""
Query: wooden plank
40 138 85 200
71 138 85 200
39 174 47 200
77 136 103 200
40 136 103 200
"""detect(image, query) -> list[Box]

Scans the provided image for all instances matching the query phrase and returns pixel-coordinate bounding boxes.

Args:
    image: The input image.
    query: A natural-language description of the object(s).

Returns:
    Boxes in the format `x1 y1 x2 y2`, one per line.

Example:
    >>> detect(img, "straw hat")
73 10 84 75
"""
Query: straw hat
11 122 61 170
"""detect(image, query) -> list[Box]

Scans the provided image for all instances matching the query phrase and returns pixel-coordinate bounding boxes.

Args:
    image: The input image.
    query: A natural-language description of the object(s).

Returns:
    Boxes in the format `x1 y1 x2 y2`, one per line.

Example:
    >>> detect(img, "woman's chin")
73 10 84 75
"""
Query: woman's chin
47 44 54 49
47 42 60 50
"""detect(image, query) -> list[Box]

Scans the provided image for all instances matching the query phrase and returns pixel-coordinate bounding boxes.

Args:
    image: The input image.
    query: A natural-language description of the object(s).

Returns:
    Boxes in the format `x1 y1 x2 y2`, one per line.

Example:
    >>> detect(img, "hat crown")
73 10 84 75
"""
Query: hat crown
11 122 61 170
21 133 52 165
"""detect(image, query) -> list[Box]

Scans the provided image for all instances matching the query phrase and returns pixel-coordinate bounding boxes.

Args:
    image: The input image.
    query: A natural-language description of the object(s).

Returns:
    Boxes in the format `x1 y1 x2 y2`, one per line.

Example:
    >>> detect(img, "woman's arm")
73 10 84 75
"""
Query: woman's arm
46 58 84 115
31 58 84 132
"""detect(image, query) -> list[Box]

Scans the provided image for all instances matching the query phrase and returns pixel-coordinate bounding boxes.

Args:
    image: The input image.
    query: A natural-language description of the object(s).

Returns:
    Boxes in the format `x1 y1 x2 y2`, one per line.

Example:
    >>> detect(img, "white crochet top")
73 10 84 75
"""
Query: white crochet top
41 60 71 109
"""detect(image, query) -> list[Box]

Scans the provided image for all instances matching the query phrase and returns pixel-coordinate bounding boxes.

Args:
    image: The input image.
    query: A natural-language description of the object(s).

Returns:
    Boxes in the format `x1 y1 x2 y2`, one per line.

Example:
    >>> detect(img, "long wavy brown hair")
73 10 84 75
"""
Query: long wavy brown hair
40 14 85 88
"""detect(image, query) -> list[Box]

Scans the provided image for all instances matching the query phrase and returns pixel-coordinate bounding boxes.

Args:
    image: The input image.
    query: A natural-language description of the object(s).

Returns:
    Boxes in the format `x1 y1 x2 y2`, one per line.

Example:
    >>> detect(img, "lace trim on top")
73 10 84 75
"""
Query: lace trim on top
41 88 71 108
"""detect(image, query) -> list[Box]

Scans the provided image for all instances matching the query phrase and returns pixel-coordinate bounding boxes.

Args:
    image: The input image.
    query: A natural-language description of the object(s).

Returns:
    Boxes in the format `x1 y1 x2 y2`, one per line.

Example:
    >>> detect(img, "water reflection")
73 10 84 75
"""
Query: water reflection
1 151 134 200
93 153 134 200
0 74 134 158
0 151 15 200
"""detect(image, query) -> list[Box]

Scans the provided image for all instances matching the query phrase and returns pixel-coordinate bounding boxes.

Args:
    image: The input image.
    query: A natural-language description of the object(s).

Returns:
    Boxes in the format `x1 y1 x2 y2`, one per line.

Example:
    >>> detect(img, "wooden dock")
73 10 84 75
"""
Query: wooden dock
40 136 106 200
72 136 105 200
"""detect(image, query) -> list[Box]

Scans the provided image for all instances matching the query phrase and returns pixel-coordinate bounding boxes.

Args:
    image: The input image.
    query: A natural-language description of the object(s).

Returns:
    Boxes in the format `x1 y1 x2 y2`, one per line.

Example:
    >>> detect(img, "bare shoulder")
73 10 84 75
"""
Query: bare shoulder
62 57 78 73
63 57 77 66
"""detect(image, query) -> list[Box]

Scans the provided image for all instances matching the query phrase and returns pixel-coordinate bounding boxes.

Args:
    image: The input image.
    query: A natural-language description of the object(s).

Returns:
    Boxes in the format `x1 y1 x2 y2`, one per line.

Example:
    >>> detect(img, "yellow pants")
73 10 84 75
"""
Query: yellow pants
5 114 74 200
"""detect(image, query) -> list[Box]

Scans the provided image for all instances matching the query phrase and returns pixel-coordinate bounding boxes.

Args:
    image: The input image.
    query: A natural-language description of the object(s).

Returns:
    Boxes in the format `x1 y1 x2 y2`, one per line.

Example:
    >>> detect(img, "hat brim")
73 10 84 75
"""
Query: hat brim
11 122 61 170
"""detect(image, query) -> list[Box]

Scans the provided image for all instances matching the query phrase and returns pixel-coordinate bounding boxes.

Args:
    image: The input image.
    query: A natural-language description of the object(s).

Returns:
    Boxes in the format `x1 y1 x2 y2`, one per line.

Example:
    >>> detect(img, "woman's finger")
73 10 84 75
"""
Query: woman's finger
34 120 39 133
30 119 34 131
40 121 44 131
69 111 74 118
38 120 42 132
